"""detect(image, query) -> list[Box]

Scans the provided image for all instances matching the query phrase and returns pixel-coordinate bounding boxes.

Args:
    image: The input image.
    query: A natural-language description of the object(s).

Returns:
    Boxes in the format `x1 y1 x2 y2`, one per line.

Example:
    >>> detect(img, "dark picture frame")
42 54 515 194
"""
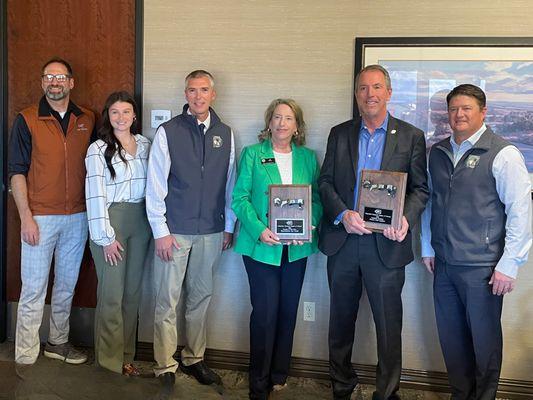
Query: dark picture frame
354 37 533 172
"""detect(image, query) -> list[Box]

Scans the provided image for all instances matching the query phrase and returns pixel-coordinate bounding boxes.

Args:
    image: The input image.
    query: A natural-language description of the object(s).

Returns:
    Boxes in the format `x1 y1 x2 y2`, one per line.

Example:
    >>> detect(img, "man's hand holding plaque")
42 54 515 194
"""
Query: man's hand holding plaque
341 210 372 235
269 184 312 243
356 170 407 234
383 215 409 242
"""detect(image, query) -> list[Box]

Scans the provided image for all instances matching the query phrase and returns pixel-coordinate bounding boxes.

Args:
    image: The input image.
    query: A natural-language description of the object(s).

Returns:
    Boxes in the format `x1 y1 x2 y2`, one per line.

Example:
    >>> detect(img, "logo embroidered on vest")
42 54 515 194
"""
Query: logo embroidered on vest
77 123 88 131
213 136 223 148
465 155 480 168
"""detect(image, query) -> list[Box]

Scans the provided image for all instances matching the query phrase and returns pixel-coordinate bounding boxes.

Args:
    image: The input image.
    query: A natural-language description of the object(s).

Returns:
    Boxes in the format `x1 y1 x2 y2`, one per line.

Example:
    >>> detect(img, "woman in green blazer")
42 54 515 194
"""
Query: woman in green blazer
232 99 322 400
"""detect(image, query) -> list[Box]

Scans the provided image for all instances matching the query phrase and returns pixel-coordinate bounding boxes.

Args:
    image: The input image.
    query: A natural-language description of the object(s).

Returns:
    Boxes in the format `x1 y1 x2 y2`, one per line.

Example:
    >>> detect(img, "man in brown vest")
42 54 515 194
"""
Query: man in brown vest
9 57 95 367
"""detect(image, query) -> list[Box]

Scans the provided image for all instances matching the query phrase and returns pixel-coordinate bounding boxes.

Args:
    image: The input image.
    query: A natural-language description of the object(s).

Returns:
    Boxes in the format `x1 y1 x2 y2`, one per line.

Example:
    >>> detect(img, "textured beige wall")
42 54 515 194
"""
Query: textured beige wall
140 0 533 380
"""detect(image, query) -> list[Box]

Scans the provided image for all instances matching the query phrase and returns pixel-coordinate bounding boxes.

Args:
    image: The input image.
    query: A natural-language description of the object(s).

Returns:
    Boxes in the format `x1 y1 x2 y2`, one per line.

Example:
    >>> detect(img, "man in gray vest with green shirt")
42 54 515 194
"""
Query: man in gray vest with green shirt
421 84 531 400
146 70 236 394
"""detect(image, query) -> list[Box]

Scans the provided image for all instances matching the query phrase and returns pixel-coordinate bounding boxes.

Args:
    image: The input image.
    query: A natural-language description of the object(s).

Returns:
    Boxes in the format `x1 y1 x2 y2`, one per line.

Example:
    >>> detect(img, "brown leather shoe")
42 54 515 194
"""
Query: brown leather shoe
122 363 141 377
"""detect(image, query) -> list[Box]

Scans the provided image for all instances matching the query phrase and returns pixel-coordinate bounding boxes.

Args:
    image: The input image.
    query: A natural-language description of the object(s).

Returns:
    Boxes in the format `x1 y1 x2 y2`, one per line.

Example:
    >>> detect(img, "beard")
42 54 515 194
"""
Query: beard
45 85 69 101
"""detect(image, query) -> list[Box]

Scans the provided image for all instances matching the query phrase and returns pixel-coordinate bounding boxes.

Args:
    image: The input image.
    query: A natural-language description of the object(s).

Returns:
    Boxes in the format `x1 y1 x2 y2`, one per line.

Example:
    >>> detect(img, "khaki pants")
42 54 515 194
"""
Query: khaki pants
153 232 223 376
90 202 151 373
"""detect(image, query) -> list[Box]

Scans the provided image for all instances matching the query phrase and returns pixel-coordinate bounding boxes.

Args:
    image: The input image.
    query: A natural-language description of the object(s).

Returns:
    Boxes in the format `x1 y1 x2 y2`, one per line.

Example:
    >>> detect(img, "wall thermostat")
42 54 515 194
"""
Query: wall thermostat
151 109 172 128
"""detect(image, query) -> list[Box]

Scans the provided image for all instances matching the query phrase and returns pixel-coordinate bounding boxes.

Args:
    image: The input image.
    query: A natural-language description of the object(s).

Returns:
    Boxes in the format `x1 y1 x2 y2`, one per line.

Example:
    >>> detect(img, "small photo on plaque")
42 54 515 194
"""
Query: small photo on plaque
356 170 407 232
269 184 312 243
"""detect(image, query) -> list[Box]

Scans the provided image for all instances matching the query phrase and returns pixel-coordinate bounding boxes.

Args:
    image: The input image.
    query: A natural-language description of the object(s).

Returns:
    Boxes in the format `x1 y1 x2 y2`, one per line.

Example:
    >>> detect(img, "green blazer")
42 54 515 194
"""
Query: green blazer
232 139 323 266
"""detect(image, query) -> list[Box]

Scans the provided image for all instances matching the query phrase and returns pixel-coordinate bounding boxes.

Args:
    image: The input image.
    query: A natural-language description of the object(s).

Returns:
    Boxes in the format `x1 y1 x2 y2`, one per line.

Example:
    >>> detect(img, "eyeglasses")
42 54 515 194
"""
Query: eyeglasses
41 74 71 83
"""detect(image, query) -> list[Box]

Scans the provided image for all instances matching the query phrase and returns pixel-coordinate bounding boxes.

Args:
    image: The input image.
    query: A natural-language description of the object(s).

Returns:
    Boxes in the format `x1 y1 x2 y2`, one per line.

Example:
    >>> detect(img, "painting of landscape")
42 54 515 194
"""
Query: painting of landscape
380 60 533 171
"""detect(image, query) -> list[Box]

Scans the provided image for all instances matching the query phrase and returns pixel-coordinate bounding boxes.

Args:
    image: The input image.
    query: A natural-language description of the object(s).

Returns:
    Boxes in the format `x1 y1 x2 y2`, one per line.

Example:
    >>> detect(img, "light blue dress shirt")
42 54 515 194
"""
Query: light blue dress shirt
336 114 389 223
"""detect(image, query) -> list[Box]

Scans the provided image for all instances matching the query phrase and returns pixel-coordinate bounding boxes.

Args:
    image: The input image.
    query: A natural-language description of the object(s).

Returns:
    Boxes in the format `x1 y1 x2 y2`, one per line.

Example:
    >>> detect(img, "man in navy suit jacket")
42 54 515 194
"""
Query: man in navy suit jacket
319 64 429 400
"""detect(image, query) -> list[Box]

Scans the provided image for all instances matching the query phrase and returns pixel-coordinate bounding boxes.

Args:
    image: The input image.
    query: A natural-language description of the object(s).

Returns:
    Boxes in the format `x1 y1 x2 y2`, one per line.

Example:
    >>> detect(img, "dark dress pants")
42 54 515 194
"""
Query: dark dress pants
433 258 503 400
328 234 405 400
243 247 307 400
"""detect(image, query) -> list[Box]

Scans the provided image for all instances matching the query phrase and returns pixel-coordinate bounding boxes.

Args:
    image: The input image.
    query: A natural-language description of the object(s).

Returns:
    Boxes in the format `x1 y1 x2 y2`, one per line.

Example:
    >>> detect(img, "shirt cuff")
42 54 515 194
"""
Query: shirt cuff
335 210 347 225
224 220 235 234
224 210 236 233
495 258 519 279
151 224 171 240
8 170 29 179
421 241 435 258
92 235 116 248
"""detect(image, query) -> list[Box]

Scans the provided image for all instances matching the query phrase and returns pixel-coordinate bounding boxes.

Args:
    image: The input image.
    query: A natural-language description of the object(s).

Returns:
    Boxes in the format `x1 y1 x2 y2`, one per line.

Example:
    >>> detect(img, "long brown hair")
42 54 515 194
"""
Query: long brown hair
98 91 139 179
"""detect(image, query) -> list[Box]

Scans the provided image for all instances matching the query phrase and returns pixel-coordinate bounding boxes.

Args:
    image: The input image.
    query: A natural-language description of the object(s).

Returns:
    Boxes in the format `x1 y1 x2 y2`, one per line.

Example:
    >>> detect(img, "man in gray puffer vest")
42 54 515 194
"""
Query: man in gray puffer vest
146 70 236 394
421 84 531 400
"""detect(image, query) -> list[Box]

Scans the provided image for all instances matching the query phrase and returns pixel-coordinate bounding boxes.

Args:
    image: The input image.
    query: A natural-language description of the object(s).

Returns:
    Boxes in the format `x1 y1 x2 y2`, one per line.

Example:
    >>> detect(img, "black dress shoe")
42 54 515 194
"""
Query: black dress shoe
334 395 352 400
179 361 222 385
158 371 176 395
372 391 401 400
249 393 269 400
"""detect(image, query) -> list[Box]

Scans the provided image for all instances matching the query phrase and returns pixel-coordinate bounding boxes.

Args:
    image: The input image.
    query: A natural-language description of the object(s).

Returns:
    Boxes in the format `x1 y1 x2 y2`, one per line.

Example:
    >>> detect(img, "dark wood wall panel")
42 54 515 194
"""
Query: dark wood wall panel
6 0 136 307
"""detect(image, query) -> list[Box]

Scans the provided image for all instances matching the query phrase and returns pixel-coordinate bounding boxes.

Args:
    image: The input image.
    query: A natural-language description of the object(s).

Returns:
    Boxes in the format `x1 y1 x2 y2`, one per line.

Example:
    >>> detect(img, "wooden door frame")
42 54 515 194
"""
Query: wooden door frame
0 0 144 342
1 0 8 343
134 0 144 128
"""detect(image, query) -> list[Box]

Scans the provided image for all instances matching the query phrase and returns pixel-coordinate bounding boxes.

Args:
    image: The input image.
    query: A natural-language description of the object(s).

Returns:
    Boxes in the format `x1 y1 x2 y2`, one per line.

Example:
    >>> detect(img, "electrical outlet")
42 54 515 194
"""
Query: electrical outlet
303 301 315 322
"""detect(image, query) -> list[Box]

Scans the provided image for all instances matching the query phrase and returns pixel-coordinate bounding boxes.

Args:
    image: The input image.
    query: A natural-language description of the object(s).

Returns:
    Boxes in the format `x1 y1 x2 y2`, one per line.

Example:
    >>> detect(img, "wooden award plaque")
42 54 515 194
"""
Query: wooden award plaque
356 170 407 232
269 184 312 243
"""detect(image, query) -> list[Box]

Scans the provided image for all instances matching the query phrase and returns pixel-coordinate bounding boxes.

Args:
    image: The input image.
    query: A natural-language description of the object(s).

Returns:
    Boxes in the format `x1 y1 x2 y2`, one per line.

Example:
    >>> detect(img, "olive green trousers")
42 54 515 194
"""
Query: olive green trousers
90 202 151 373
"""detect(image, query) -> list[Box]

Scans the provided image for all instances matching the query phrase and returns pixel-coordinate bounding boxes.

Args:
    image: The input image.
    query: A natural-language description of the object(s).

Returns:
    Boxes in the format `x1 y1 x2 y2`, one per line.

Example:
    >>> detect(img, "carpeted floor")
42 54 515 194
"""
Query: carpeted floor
0 340 453 400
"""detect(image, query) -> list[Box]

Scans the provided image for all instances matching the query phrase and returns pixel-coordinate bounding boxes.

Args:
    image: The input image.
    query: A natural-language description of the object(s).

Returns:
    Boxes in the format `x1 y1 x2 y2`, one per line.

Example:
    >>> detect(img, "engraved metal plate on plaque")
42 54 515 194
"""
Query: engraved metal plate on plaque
269 184 312 243
356 170 407 232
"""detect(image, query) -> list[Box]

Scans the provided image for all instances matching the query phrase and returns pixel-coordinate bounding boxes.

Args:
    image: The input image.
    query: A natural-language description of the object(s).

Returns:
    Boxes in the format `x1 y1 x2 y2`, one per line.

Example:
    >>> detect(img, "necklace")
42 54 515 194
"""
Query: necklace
120 135 137 156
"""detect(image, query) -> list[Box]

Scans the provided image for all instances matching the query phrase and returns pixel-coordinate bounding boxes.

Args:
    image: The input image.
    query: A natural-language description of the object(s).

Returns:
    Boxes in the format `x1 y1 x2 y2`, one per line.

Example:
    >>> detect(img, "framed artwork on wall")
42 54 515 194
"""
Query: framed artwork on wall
354 37 533 171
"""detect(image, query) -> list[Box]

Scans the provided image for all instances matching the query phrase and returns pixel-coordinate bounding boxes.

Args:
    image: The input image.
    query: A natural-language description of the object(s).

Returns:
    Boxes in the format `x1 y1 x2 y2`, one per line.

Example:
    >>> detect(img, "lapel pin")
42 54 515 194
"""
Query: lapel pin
390 129 396 134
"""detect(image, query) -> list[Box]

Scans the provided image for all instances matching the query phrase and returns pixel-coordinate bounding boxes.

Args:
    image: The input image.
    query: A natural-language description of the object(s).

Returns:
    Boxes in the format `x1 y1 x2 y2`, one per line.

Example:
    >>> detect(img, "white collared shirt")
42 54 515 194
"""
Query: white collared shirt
85 135 151 246
188 108 211 133
145 112 236 239
421 124 532 278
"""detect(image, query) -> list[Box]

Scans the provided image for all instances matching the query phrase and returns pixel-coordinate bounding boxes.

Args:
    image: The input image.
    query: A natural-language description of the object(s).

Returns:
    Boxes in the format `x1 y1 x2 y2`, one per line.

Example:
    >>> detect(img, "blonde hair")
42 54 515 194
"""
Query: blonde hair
258 98 306 146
